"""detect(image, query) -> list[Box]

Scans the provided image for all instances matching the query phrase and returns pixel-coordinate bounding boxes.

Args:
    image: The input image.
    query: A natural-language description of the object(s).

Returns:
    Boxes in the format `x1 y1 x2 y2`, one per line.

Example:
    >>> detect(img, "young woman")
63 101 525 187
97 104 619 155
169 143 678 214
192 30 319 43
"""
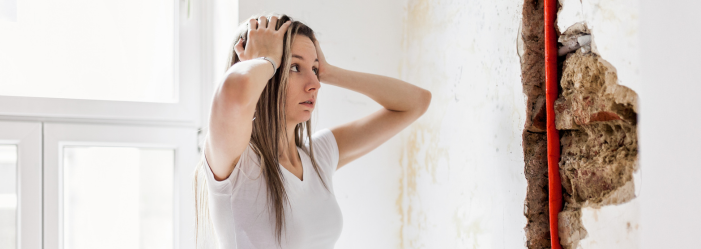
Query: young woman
194 14 431 248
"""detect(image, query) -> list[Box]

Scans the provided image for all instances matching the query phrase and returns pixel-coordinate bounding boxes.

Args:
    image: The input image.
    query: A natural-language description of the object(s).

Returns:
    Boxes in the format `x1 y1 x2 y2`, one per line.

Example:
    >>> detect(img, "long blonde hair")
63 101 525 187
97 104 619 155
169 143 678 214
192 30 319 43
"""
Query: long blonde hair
193 14 329 248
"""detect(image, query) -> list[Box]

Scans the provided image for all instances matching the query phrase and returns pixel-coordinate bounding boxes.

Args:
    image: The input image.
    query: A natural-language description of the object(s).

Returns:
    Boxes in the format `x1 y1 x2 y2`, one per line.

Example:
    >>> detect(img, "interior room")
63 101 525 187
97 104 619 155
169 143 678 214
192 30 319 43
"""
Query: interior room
0 0 698 248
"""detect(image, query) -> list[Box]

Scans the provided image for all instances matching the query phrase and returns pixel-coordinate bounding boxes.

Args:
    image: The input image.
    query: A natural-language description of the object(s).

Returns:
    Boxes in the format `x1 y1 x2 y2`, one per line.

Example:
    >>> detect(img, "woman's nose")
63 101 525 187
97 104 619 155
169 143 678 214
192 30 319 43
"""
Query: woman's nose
305 74 320 92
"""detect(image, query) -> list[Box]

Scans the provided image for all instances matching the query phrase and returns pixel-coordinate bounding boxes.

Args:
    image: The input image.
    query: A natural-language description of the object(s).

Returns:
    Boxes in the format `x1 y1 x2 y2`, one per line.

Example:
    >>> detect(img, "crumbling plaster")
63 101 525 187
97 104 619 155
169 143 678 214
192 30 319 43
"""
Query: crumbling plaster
557 0 640 95
556 0 641 248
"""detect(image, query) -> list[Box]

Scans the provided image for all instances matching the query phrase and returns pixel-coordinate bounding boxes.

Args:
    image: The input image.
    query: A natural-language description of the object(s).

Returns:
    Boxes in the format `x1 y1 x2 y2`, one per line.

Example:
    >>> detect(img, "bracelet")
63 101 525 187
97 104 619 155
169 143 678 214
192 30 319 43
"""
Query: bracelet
257 57 277 78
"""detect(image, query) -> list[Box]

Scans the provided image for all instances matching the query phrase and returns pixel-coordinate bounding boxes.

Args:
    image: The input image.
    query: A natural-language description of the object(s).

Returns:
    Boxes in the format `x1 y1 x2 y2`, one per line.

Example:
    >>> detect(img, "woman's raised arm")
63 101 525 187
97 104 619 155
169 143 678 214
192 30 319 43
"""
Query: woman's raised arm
205 16 291 181
314 40 432 169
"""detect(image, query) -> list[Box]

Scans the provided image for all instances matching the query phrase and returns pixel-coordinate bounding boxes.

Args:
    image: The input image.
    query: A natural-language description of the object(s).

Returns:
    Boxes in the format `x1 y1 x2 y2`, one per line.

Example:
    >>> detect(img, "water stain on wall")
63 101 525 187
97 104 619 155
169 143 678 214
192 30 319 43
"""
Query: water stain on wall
401 0 527 247
397 122 449 247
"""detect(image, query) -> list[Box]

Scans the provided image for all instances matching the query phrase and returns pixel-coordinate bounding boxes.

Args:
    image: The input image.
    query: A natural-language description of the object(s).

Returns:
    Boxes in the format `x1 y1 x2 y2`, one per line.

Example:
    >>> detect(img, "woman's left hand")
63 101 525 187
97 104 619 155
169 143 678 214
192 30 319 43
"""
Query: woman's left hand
313 39 333 82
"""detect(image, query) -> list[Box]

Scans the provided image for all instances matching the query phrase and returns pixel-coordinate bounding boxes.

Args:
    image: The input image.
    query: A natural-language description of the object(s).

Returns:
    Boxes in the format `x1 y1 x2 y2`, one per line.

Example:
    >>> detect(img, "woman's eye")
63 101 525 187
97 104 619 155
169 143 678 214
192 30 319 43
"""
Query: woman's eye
291 65 299 72
313 67 318 75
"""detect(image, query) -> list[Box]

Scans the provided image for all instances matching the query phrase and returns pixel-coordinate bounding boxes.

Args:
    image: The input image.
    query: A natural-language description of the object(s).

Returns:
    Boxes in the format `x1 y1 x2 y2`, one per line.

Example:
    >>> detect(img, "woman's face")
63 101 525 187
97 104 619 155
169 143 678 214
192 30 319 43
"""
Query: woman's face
285 34 320 125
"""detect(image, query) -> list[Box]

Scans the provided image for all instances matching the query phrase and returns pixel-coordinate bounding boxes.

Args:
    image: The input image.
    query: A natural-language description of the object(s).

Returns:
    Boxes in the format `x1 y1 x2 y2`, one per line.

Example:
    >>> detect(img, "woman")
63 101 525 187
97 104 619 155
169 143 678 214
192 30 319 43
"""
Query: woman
194 14 431 248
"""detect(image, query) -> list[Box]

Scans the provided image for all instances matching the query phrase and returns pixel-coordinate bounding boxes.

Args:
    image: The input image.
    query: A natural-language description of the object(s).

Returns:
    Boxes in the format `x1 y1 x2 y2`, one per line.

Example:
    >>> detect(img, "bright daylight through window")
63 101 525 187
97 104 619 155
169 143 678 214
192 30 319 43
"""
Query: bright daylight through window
0 0 177 103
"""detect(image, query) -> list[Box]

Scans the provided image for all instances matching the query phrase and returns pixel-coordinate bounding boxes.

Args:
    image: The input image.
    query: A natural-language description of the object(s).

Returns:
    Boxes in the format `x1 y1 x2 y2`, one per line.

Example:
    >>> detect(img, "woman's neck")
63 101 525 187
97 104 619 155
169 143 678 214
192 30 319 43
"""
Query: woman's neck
279 123 301 164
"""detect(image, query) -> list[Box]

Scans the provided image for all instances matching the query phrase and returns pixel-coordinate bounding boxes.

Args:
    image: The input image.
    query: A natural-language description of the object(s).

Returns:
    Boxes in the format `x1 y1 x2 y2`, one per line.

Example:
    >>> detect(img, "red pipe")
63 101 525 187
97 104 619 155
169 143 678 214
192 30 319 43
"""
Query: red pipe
544 0 563 248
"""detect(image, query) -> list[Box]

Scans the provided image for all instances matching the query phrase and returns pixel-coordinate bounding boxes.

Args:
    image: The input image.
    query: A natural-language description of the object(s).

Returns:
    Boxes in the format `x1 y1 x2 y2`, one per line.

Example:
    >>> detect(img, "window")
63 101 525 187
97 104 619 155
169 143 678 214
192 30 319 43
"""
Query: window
0 0 201 126
0 0 176 103
43 123 198 249
0 0 214 248
62 147 174 249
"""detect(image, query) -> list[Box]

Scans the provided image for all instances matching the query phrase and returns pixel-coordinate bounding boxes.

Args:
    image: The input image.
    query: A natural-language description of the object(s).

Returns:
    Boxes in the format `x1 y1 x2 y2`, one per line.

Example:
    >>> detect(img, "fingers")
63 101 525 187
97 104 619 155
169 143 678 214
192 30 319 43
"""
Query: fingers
258 16 268 29
233 37 245 58
269 16 279 30
248 18 257 30
278 20 292 33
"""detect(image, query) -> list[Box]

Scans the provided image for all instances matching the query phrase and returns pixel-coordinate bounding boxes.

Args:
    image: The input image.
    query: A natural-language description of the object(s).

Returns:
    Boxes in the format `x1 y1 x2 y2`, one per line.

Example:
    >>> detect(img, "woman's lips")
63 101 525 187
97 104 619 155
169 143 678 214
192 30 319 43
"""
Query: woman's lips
300 98 314 108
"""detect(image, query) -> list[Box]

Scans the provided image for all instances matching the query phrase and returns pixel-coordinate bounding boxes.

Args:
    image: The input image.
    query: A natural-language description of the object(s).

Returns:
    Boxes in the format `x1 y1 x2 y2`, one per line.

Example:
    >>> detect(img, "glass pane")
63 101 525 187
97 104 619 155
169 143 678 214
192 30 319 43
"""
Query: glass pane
0 145 18 249
0 0 176 103
63 147 174 249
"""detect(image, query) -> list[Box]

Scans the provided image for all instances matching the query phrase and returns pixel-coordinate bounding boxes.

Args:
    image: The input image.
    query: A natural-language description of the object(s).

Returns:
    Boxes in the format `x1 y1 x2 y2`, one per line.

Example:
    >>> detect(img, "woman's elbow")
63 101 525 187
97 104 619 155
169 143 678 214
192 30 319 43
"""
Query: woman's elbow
418 89 432 114
216 73 255 107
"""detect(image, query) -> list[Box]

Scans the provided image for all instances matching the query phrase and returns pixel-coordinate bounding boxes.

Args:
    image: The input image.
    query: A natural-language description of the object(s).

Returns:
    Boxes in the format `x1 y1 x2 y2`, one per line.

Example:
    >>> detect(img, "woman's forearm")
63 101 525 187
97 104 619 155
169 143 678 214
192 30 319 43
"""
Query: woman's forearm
321 65 431 113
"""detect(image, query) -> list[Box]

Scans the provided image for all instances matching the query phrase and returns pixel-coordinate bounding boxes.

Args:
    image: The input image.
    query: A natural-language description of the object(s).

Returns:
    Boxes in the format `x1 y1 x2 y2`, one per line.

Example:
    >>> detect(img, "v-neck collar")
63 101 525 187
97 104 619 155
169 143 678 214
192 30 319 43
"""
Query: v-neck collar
279 146 306 183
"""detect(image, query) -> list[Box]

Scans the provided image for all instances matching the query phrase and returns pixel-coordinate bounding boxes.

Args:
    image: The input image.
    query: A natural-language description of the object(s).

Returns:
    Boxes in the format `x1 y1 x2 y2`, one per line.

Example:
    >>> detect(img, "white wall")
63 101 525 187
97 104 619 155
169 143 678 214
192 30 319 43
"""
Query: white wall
399 0 528 247
238 1 407 248
639 0 701 248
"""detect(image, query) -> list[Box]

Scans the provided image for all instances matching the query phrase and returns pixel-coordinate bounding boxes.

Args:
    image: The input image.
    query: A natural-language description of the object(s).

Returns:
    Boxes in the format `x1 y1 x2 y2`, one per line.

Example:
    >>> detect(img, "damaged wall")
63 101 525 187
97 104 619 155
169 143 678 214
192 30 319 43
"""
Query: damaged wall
520 0 642 248
520 0 551 247
555 0 641 248
399 0 528 247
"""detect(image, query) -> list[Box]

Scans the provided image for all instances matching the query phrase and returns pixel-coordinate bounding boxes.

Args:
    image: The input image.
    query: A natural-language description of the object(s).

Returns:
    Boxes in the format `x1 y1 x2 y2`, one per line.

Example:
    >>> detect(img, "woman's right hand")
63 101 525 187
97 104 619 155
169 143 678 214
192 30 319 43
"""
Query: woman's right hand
234 16 292 70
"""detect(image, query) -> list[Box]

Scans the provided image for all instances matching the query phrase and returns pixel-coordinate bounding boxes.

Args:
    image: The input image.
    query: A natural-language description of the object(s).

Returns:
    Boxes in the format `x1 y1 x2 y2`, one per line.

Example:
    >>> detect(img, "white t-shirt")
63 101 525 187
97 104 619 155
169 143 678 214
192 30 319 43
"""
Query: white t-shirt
202 128 343 249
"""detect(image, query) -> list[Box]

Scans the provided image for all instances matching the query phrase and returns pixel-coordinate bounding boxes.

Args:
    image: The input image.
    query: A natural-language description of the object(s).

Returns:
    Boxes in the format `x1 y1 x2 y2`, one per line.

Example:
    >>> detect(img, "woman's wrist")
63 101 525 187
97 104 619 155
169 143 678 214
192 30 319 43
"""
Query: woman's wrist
319 64 340 85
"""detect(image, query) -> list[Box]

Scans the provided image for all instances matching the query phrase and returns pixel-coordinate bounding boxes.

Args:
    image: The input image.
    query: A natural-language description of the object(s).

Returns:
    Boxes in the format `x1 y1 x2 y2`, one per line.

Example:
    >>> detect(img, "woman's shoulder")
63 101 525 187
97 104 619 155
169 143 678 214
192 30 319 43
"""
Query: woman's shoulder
305 128 340 174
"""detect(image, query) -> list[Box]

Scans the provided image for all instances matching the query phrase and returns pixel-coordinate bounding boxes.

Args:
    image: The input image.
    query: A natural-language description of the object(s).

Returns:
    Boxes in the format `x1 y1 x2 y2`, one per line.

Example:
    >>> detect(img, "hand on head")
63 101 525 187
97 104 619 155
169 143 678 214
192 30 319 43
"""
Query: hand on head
234 16 292 69
312 39 331 80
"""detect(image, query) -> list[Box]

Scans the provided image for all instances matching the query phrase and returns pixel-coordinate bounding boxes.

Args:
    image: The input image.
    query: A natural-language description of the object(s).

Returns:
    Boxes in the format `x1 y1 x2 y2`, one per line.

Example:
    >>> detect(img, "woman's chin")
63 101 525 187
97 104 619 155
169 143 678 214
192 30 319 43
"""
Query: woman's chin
288 113 312 125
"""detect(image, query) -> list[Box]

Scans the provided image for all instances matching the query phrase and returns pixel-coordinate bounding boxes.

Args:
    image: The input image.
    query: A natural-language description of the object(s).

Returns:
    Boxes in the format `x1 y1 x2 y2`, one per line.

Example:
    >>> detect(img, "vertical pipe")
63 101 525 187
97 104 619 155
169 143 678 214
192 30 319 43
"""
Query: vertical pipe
544 0 563 248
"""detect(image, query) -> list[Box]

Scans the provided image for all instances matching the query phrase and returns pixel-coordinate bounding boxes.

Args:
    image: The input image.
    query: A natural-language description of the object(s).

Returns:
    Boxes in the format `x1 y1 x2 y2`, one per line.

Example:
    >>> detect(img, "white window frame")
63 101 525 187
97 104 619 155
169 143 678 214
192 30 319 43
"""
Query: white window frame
42 122 199 249
0 121 42 249
0 0 205 129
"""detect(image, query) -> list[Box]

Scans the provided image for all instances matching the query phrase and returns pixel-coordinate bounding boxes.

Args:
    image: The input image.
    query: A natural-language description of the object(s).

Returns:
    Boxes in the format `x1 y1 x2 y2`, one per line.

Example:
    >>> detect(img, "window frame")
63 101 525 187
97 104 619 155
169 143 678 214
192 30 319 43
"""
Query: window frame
0 121 42 249
42 122 199 249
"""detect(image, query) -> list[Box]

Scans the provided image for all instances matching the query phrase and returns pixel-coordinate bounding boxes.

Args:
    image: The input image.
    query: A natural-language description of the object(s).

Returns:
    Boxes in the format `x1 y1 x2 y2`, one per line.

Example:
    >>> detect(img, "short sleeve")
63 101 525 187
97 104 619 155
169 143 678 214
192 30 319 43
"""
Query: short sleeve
202 145 238 195
310 128 340 177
